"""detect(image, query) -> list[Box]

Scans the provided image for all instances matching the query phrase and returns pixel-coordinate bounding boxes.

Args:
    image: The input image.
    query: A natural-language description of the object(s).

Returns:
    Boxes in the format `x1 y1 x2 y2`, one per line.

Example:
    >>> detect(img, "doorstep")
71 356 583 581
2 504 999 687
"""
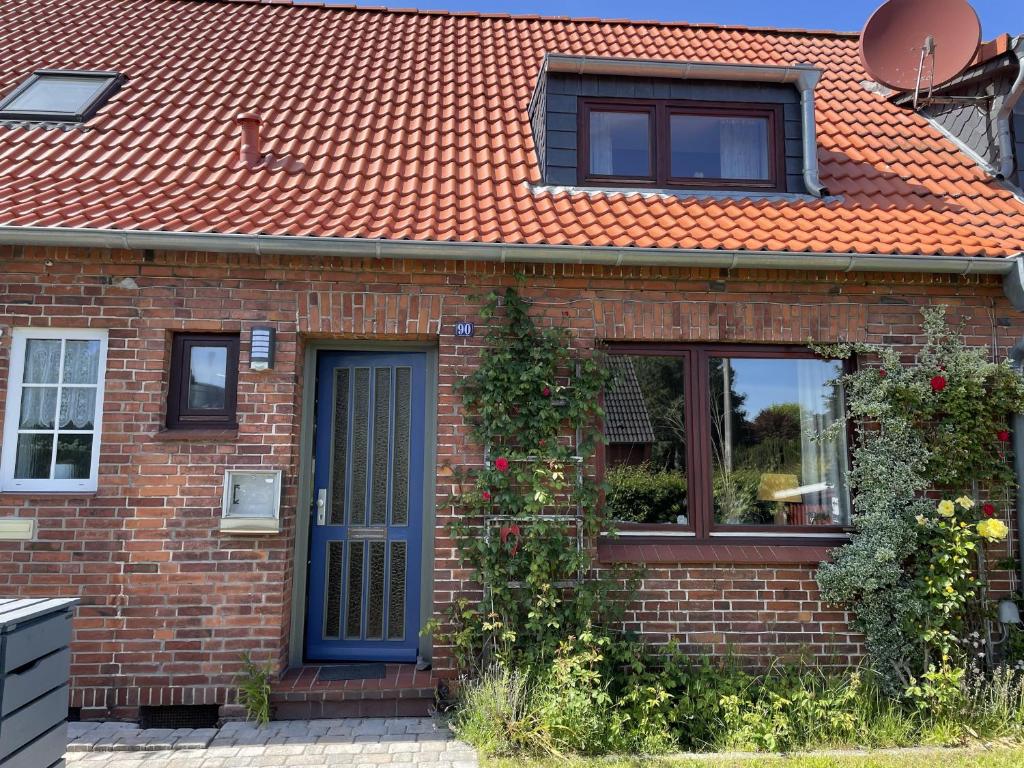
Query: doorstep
270 664 439 719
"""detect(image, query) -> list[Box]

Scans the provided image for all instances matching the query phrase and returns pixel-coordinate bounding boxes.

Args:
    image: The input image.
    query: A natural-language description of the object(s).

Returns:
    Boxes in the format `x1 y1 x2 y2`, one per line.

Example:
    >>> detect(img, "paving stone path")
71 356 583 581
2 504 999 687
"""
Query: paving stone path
65 718 478 767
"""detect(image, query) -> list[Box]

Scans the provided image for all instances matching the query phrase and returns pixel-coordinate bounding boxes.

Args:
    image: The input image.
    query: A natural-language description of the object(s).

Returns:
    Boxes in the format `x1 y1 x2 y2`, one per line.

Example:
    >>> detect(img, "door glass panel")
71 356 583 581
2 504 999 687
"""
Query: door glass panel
325 541 343 639
709 357 849 527
55 434 92 479
14 433 53 479
387 541 407 641
366 541 386 640
330 369 350 525
23 339 61 383
604 355 689 525
392 367 411 526
589 110 650 177
63 340 101 384
371 368 391 526
187 346 228 410
350 368 371 526
19 387 57 429
344 541 365 639
59 388 96 430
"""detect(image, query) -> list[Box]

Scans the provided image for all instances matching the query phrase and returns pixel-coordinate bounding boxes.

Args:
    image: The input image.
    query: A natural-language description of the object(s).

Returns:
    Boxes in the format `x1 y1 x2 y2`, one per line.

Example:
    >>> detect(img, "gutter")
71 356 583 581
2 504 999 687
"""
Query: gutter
996 35 1024 181
540 54 828 197
0 224 1019 276
1010 341 1024 597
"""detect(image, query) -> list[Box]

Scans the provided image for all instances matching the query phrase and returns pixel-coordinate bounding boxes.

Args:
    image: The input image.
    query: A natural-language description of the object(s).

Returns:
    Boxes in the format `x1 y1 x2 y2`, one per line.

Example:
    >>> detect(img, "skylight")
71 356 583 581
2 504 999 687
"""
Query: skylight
0 70 123 122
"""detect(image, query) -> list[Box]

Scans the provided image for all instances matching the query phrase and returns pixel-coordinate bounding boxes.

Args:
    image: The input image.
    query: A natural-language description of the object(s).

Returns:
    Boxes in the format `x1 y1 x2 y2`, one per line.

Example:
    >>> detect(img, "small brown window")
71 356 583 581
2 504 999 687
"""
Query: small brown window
166 333 239 429
579 98 784 192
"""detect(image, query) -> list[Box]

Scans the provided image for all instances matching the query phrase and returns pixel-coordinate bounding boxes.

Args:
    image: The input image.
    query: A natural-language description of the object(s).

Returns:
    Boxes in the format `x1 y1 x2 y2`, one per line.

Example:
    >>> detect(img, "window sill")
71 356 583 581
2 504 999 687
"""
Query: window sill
597 538 844 565
153 428 239 442
219 517 280 535
0 490 98 498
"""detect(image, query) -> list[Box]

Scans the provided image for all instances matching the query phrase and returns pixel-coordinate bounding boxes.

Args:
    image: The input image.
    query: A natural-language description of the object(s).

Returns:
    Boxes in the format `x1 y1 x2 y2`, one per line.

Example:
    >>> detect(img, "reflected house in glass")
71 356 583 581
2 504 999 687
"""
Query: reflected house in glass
605 356 656 466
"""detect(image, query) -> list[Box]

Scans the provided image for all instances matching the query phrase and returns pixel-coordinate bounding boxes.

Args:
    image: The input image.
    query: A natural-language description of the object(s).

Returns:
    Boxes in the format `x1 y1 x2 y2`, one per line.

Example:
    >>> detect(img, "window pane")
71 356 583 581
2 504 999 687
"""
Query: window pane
23 339 61 383
55 434 92 479
589 111 650 177
604 356 688 525
187 346 228 410
19 387 57 429
63 340 101 384
709 357 848 527
14 433 52 479
670 114 769 180
6 76 110 114
60 388 96 430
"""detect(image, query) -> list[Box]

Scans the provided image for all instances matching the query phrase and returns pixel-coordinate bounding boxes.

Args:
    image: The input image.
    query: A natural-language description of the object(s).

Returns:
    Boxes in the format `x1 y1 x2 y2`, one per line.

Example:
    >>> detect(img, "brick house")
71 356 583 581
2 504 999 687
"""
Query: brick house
1 0 1024 721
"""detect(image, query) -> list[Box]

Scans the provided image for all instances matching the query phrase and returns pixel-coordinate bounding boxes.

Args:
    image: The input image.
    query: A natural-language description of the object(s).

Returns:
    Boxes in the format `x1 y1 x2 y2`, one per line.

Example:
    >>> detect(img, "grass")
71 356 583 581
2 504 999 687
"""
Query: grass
485 746 1024 768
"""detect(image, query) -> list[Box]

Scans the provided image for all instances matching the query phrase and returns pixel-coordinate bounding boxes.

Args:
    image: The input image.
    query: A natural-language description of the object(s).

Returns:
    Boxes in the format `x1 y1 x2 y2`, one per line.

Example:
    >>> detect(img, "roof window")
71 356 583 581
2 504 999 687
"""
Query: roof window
0 70 123 122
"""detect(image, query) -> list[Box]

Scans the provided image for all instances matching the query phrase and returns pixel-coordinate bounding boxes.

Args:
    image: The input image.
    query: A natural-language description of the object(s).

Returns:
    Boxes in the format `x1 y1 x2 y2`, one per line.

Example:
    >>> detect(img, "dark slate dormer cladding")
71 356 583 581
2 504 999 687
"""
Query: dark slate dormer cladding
911 52 1020 185
1013 101 1024 190
529 73 809 194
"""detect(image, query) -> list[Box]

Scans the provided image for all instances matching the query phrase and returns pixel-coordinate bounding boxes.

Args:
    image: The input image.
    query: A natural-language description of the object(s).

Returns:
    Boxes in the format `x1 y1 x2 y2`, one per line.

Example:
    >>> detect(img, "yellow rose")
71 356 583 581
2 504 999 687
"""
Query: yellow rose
915 514 927 526
955 496 975 510
977 518 1009 541
937 500 956 518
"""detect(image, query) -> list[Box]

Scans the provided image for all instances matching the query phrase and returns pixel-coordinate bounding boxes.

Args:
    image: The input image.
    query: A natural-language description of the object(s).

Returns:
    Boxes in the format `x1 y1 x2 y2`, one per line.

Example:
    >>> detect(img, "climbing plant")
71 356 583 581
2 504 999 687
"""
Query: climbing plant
444 287 619 670
815 307 1024 694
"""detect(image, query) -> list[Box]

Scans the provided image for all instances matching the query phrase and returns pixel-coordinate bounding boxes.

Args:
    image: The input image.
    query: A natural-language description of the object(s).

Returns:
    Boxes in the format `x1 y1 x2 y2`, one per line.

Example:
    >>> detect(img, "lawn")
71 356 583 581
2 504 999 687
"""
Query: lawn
485 746 1024 768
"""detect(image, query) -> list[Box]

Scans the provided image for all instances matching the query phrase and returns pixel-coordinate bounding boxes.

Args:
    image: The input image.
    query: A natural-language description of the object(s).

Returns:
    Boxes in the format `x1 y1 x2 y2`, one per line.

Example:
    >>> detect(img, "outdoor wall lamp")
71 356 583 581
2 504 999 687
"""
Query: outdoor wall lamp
250 326 275 370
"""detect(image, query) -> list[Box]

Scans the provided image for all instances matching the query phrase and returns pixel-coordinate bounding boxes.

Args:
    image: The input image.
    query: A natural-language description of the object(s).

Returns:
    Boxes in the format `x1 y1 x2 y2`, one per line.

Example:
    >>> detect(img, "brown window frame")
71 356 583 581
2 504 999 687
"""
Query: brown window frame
578 98 786 193
601 342 852 547
166 333 240 430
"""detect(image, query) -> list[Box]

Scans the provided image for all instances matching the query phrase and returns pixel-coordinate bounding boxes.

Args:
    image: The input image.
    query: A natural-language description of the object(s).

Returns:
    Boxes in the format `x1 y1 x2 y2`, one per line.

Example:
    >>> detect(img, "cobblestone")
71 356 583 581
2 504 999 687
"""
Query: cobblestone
65 718 476 767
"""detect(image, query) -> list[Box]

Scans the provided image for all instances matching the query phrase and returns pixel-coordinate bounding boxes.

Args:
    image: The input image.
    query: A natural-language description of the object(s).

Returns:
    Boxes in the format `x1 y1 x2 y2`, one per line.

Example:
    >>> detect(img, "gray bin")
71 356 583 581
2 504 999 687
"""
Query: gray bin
0 598 77 768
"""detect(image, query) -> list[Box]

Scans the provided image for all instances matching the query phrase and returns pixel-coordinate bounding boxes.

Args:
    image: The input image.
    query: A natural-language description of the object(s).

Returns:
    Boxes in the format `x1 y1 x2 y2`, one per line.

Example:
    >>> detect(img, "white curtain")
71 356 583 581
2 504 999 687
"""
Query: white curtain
720 118 768 180
796 360 849 525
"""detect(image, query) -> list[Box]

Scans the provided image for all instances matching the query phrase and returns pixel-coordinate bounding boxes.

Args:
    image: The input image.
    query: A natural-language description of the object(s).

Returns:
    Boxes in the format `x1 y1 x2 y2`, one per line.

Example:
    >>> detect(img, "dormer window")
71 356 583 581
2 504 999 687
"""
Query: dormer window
580 99 783 191
0 70 123 123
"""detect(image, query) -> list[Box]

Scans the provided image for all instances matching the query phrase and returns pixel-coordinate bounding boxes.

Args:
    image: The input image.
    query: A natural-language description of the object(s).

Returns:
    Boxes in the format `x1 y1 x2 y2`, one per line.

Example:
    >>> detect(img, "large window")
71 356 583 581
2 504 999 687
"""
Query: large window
1 329 108 492
166 333 239 430
603 345 849 541
580 98 783 191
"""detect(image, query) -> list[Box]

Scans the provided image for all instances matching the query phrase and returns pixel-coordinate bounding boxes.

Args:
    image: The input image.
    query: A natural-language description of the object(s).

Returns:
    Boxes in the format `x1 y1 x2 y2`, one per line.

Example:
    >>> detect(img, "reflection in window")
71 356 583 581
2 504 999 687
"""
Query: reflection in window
670 114 770 181
709 358 848 527
604 356 688 525
589 110 651 177
187 346 228 410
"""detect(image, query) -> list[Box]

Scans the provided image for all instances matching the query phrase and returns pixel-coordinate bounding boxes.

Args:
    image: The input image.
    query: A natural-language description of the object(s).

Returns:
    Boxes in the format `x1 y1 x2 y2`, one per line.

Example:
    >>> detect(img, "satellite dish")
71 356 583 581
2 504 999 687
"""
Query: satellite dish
859 0 981 93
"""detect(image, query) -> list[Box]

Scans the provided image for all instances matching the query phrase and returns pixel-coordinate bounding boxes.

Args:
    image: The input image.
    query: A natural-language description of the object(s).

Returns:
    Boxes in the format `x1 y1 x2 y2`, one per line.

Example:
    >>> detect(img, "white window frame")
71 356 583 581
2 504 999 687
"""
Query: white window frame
1 328 108 493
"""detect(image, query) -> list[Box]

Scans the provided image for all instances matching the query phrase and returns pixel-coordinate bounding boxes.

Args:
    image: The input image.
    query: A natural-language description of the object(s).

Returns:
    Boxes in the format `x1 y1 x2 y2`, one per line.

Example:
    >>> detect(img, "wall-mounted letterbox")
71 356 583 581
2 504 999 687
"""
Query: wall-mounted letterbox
220 469 282 533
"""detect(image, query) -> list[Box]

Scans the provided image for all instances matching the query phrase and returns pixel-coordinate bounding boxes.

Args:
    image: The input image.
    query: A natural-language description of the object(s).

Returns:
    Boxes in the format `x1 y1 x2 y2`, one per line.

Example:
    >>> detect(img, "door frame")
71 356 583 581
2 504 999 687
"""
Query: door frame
289 340 438 667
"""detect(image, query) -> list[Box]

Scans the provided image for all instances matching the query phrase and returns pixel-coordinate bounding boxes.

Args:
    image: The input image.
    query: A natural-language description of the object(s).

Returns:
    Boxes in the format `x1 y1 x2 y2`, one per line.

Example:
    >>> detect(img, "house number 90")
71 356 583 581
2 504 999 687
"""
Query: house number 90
454 322 475 337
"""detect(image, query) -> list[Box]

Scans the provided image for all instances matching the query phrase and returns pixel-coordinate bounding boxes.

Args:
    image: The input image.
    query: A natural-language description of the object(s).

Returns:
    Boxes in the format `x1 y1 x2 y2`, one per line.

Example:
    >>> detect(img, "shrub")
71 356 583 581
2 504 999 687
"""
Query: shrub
605 463 687 524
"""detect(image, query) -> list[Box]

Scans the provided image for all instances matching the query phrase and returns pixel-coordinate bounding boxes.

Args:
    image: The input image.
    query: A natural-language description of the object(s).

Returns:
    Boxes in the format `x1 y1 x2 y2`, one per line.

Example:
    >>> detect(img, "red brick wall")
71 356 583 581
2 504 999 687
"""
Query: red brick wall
0 243 1018 717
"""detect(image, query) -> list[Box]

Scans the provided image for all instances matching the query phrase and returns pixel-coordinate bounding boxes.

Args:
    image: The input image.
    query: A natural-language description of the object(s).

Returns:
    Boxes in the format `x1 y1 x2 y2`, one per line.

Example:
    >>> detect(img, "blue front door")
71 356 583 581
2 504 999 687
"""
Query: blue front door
305 351 426 662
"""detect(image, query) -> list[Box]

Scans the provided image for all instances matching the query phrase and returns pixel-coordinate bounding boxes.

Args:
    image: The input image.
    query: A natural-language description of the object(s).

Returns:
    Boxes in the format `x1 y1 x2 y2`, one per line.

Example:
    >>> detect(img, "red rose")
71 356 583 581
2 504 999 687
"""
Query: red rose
542 386 551 397
494 457 510 472
997 430 1011 443
879 369 887 378
930 375 947 392
481 490 491 501
983 503 996 518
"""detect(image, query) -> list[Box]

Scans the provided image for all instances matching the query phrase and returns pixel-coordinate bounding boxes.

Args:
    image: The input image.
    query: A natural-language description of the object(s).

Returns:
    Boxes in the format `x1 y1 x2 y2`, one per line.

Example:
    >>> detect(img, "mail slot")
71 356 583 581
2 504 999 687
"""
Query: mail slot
220 469 282 533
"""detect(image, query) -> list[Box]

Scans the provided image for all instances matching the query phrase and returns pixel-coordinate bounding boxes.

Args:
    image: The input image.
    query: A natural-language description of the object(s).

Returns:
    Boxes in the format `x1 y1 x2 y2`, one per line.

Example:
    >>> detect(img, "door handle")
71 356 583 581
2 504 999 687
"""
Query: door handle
316 488 327 526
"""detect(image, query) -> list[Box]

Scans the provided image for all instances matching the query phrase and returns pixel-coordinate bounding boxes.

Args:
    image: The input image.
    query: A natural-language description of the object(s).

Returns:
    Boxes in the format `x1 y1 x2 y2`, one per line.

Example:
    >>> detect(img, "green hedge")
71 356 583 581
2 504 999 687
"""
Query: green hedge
605 463 687 524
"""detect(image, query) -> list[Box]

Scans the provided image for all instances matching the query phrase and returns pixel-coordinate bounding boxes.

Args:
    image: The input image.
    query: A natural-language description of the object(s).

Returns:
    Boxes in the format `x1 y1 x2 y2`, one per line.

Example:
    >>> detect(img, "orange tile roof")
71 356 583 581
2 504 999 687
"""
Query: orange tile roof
0 0 1022 257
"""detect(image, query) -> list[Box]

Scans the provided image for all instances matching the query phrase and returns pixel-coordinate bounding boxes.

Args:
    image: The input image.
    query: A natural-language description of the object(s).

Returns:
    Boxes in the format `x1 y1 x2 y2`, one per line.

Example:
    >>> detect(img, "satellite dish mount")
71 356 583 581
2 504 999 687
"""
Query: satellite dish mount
859 0 984 110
